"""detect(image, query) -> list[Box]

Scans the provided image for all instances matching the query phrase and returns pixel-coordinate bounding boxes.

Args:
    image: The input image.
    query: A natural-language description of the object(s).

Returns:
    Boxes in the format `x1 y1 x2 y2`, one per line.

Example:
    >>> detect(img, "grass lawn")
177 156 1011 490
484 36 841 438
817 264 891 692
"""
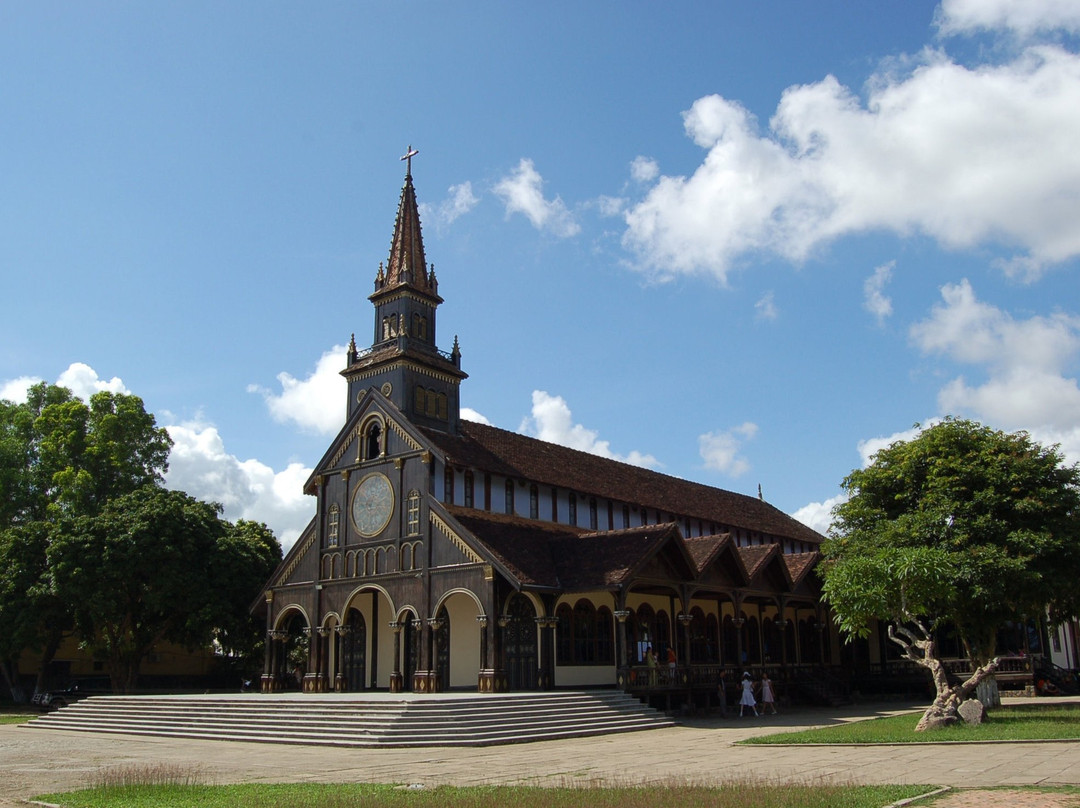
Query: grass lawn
742 703 1080 745
36 781 935 808
0 708 37 725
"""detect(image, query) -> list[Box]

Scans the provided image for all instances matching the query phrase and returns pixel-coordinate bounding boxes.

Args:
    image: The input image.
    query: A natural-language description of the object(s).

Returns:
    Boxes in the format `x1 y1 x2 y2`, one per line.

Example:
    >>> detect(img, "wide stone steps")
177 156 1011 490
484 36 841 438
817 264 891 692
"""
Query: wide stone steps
24 690 675 747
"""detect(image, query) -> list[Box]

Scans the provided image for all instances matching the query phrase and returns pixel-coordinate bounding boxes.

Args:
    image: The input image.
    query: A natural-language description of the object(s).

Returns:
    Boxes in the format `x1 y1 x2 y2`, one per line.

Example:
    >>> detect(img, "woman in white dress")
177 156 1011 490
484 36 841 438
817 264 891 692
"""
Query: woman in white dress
739 671 758 717
760 672 777 714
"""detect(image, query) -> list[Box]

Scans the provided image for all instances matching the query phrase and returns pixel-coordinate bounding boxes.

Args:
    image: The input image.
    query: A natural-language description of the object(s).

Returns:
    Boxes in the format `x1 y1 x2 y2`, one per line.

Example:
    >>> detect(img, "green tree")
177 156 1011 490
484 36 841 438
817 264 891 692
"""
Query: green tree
0 384 173 699
48 489 282 693
209 520 283 679
50 487 225 693
822 418 1080 730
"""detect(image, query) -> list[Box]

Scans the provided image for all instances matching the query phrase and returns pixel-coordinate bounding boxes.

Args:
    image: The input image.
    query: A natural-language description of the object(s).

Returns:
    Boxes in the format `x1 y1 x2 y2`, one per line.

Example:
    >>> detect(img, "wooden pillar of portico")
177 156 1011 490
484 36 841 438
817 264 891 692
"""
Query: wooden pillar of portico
478 579 507 692
732 590 746 671
615 589 632 690
389 621 404 693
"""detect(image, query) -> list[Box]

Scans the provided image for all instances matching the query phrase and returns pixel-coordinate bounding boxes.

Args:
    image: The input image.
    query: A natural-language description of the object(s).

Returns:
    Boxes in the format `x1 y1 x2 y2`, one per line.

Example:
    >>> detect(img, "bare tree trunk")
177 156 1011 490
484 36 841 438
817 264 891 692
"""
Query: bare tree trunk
0 658 27 703
888 620 1000 732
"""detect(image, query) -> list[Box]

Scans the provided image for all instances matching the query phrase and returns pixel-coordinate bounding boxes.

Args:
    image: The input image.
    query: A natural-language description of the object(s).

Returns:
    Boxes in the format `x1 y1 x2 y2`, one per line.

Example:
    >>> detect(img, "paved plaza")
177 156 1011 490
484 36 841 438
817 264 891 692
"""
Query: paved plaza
2 697 1079 806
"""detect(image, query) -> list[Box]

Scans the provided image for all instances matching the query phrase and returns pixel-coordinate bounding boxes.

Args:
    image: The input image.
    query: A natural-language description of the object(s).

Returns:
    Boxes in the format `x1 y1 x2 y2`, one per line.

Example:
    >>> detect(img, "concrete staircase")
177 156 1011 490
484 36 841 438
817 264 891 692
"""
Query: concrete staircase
24 690 675 747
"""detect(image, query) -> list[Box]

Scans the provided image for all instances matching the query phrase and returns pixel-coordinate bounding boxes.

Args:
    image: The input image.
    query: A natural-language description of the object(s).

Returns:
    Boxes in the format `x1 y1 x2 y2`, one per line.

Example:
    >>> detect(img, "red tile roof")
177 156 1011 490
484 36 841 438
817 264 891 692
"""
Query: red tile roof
423 420 824 546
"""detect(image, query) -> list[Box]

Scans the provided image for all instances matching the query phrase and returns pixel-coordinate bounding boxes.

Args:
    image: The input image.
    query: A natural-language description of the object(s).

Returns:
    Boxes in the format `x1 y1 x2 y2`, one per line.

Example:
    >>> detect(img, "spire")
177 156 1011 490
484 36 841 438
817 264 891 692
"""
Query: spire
378 146 436 295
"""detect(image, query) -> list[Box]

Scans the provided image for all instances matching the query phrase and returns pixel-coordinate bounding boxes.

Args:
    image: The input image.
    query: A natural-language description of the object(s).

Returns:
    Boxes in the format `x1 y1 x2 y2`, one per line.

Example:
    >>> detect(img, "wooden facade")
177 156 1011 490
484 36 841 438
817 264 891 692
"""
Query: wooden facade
256 159 842 699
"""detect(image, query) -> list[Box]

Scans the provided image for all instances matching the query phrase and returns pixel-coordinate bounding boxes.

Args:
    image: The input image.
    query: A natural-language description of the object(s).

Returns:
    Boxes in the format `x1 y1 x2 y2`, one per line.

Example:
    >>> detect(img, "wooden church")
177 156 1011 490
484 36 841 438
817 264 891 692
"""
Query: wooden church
256 153 834 700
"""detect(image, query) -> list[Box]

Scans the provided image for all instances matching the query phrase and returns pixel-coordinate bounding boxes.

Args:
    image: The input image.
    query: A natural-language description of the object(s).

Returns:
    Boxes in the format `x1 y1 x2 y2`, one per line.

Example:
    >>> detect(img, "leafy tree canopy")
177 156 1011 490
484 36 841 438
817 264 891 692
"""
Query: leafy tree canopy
49 486 280 693
822 418 1080 729
824 417 1080 663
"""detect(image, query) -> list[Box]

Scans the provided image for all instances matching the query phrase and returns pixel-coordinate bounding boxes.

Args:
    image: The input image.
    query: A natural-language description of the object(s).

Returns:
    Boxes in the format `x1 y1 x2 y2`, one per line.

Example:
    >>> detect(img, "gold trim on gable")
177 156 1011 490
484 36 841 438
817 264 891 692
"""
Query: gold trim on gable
430 512 484 564
330 426 362 467
276 530 317 587
388 418 423 451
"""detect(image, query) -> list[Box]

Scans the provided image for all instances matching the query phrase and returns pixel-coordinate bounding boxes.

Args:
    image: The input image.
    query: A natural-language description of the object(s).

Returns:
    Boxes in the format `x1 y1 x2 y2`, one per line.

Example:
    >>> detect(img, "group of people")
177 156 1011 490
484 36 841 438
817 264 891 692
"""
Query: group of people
718 670 778 717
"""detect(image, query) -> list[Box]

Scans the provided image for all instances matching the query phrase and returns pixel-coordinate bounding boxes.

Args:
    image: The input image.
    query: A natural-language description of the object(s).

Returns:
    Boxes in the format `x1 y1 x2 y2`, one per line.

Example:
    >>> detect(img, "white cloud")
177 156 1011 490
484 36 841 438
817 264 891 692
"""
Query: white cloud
422 181 479 230
460 407 491 425
519 390 659 468
937 0 1080 36
698 422 758 477
493 159 580 238
1 375 42 403
164 418 313 552
249 345 348 435
755 291 779 321
57 363 130 399
0 363 128 404
864 261 895 324
791 493 847 536
910 279 1080 461
631 156 660 183
856 422 937 468
623 38 1080 282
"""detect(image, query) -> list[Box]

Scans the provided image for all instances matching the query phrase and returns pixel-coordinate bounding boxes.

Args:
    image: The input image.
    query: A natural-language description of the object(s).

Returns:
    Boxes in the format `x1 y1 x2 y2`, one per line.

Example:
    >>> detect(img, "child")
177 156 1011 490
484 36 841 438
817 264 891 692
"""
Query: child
739 671 758 717
760 672 777 714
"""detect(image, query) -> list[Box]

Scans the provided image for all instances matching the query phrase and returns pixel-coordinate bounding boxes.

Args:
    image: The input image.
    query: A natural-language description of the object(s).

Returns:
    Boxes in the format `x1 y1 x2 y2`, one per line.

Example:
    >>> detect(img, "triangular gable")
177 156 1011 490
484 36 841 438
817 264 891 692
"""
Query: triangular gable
590 522 697 587
691 534 749 589
737 544 778 584
251 517 318 615
430 503 539 589
783 551 823 596
304 390 429 494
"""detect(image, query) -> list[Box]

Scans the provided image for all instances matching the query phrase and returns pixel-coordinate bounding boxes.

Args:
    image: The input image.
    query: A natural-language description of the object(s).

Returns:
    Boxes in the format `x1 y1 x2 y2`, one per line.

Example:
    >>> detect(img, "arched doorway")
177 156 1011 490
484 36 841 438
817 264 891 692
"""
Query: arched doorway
274 610 309 690
504 594 537 690
342 609 367 691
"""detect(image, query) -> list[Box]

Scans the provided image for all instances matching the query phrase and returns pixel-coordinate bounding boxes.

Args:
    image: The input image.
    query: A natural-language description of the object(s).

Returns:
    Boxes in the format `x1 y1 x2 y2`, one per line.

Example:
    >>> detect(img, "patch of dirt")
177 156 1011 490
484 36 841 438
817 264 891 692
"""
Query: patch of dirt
928 789 1080 807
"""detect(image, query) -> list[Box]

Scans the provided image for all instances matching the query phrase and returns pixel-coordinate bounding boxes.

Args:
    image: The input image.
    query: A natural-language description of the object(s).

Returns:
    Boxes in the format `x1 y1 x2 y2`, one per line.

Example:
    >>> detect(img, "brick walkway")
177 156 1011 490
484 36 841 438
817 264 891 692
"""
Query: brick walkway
3 697 1079 805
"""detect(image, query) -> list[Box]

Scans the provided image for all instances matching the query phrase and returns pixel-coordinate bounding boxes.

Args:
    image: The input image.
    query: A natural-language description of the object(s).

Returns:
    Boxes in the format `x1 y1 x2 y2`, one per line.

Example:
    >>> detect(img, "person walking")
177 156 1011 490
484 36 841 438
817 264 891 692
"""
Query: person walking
739 671 758 717
760 672 778 714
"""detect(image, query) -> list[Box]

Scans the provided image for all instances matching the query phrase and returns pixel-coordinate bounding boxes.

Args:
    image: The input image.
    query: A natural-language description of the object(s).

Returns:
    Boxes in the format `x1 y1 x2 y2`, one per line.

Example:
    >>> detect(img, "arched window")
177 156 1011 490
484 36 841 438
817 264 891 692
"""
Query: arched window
555 600 614 666
689 607 709 663
595 607 614 663
365 422 382 460
412 313 428 340
573 600 596 663
746 615 761 664
555 603 573 663
705 613 720 663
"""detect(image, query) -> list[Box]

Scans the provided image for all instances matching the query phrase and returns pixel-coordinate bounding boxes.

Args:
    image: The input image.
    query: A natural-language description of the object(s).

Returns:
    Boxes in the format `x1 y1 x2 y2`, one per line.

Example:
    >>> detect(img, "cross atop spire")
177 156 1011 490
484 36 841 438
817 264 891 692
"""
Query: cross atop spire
400 145 419 176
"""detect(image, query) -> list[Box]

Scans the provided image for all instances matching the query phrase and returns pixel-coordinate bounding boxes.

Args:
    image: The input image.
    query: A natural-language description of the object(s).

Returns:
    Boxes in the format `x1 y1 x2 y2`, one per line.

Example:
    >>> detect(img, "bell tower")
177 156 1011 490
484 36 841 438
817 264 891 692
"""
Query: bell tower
342 148 467 433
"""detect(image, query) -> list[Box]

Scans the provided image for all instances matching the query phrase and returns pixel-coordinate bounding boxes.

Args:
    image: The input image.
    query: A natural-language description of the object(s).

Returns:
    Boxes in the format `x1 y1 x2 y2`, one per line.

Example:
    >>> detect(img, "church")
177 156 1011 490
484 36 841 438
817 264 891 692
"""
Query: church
256 153 845 702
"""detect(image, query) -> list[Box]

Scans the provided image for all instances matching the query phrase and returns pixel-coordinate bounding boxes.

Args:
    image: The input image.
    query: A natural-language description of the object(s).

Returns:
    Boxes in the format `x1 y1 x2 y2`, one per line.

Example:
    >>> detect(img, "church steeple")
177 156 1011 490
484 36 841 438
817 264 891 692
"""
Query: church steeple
342 148 467 433
377 147 437 295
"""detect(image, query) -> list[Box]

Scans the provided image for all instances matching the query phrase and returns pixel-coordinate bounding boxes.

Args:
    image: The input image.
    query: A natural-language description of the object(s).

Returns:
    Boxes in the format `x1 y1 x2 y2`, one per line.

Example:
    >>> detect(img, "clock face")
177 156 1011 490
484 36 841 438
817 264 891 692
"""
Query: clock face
351 473 394 537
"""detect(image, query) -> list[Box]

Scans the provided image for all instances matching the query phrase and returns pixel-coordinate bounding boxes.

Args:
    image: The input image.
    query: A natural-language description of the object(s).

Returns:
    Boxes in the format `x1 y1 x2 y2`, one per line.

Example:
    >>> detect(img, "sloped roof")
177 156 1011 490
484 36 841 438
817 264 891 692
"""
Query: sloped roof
781 551 821 589
445 507 689 593
422 420 825 546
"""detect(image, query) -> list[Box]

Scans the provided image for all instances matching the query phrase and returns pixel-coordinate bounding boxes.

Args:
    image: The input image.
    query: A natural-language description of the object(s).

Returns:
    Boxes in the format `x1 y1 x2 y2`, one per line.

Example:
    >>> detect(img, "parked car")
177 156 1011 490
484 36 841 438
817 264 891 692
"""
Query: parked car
31 678 111 712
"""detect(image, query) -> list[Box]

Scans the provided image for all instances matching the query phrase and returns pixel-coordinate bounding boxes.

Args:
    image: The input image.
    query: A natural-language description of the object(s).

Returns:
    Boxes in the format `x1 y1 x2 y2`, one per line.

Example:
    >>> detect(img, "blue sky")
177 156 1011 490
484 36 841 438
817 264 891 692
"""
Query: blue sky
4 1 1080 550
